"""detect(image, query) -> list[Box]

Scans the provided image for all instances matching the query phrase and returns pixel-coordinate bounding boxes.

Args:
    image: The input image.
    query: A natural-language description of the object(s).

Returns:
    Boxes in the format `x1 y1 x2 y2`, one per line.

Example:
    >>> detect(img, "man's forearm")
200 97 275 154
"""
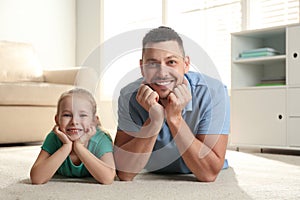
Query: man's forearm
114 135 157 181
167 117 227 182
114 116 163 180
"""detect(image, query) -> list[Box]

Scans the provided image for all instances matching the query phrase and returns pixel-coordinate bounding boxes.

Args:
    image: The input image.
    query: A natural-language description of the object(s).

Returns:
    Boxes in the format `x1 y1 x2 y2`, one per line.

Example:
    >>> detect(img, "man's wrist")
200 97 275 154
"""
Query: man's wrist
166 115 183 127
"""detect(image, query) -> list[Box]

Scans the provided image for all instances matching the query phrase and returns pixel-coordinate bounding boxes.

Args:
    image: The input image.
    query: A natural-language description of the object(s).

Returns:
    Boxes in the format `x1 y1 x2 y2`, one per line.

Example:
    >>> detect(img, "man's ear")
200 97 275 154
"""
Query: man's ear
184 56 190 73
140 59 145 77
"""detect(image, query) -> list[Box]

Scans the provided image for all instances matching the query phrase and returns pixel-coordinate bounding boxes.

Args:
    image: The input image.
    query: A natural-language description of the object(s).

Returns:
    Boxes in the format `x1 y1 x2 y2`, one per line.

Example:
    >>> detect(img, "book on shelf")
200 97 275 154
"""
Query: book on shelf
256 82 285 86
242 47 279 53
238 47 281 59
256 76 286 86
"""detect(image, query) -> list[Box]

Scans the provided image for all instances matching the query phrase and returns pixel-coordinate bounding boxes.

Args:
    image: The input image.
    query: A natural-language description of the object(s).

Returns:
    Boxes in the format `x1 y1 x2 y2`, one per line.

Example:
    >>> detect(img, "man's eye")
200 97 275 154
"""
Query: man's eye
80 114 88 117
168 60 177 65
146 63 159 68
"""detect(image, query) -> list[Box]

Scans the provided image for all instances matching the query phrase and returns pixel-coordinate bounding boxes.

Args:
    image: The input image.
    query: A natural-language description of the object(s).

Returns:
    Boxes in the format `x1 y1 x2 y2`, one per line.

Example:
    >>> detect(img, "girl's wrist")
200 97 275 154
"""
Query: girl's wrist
62 142 72 153
73 140 86 149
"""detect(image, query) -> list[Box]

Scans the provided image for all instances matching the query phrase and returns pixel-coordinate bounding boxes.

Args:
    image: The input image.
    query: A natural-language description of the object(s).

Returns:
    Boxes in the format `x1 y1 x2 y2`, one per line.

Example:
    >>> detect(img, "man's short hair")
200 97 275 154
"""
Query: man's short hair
142 26 185 57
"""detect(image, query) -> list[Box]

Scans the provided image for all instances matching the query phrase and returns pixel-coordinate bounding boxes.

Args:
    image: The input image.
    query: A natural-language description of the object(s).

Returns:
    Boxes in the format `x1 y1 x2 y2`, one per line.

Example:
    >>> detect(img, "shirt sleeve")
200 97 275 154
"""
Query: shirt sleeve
197 83 230 135
41 131 62 154
117 87 145 133
90 129 114 158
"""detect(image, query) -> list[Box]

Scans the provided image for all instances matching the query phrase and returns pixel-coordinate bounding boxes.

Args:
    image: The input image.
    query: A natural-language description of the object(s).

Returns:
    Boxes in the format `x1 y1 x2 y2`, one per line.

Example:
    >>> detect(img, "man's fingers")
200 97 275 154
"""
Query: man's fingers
137 84 152 101
136 84 159 111
182 77 188 86
149 90 159 102
167 92 177 104
169 83 192 108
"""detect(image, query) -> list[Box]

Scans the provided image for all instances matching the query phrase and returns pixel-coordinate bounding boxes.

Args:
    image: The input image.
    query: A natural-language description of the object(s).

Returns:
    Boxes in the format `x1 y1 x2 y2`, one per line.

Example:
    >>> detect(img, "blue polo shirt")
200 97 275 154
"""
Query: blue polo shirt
117 71 230 173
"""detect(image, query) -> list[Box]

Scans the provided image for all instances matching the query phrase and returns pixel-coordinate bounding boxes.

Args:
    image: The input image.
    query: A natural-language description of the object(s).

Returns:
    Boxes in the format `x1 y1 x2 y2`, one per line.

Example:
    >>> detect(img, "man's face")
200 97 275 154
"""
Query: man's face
140 41 190 99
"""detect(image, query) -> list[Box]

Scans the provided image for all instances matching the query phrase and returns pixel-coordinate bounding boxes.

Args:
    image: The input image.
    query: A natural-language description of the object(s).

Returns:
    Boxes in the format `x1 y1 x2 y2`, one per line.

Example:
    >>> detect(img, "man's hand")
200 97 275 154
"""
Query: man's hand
136 84 161 112
165 78 192 123
53 125 72 145
136 84 165 138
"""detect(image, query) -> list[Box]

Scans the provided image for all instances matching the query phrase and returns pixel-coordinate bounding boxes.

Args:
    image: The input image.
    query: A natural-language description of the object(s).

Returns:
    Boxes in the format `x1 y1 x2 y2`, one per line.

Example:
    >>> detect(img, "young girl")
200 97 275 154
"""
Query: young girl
30 88 115 184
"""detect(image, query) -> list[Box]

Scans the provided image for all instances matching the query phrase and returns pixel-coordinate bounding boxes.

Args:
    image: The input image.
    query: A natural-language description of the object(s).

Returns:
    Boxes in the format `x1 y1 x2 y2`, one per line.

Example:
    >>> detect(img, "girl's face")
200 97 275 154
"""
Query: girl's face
55 95 96 141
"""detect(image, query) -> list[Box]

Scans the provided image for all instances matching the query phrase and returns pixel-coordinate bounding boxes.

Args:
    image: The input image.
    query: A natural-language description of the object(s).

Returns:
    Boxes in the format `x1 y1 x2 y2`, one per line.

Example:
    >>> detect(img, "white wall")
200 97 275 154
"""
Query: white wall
76 1 118 133
76 0 101 66
0 0 76 68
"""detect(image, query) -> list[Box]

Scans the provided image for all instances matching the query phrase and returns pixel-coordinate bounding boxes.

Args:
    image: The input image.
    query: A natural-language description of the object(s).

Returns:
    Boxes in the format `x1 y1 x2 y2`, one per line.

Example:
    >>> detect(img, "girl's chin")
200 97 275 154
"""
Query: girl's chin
66 132 84 141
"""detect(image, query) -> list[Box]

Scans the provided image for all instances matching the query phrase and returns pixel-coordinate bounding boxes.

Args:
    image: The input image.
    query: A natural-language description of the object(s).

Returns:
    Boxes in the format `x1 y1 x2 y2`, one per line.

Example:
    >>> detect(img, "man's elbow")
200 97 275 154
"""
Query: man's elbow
116 171 135 181
196 173 218 182
194 169 220 182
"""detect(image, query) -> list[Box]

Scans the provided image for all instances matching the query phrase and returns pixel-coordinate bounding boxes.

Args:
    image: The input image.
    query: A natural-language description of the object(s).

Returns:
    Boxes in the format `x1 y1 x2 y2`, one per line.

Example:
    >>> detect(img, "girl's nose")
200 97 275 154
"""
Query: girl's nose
71 116 79 125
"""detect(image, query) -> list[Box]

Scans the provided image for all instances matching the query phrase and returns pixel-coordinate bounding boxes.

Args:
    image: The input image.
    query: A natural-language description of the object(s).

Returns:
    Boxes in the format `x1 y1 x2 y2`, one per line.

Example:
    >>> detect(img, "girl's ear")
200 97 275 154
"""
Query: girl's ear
94 115 101 126
54 114 59 125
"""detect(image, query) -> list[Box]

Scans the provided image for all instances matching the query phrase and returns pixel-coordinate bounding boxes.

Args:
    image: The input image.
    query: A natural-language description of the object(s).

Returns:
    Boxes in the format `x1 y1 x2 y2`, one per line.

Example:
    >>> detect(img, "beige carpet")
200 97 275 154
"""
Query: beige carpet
0 145 299 200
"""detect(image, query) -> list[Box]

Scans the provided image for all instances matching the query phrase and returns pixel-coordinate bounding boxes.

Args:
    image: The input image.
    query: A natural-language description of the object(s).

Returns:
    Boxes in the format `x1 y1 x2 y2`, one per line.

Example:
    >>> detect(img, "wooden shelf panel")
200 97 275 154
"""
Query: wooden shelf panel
233 55 286 65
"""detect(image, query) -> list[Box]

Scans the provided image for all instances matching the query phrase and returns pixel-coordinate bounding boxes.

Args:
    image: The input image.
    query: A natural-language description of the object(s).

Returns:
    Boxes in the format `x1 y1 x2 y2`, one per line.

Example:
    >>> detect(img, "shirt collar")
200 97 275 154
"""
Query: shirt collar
183 75 193 114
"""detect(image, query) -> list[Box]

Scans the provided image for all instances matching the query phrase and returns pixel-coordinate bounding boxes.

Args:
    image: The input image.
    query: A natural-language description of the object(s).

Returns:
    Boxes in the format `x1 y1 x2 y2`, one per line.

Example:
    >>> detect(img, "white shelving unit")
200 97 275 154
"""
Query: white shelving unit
230 23 300 150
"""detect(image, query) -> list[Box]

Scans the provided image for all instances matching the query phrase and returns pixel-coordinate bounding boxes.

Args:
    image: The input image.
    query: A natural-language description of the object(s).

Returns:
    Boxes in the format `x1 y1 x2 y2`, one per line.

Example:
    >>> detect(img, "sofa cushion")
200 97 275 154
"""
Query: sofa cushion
0 41 44 82
0 82 74 106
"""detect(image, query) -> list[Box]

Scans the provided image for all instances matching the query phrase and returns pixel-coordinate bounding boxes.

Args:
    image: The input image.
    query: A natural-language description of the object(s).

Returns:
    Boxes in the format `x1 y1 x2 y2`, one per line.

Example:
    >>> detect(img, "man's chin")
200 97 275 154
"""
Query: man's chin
158 90 172 100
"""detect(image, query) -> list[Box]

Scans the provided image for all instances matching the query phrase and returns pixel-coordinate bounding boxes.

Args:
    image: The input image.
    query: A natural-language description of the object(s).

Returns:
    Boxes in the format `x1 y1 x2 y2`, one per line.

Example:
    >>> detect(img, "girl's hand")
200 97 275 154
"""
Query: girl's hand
53 125 72 145
76 126 97 147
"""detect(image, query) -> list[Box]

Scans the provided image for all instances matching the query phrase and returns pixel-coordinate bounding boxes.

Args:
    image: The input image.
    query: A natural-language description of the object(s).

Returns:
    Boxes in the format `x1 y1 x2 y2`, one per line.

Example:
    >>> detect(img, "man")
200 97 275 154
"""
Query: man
114 26 230 182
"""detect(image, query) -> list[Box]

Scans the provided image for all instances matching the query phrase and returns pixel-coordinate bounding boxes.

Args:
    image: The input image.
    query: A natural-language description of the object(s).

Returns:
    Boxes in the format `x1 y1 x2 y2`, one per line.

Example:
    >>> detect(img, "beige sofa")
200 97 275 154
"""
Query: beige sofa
0 41 81 144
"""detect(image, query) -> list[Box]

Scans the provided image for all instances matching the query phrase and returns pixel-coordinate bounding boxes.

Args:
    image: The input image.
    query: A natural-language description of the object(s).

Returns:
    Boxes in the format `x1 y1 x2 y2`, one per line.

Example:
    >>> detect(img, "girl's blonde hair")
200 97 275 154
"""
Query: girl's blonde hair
57 88 97 116
56 88 111 138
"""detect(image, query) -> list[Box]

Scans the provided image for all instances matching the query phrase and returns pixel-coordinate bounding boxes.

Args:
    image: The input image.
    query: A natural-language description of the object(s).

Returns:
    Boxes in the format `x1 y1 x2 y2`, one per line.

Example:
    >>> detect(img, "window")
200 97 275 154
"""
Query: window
248 0 299 29
103 0 162 41
101 0 162 100
100 0 299 98
166 0 242 88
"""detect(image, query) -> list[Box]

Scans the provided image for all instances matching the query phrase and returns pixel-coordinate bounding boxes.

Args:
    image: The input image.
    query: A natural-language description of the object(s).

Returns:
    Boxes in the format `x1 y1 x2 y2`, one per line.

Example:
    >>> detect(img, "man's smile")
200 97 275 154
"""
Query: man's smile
155 80 174 86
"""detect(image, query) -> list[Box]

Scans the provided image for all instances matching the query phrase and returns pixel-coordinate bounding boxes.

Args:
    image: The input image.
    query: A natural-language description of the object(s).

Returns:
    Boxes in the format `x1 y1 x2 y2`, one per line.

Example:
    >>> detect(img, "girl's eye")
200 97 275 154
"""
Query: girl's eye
62 114 72 117
80 114 88 118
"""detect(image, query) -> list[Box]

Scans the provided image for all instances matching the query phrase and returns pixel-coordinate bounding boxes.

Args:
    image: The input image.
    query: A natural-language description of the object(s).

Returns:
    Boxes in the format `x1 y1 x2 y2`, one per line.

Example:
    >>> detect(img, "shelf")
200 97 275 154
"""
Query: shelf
233 85 286 90
231 24 300 149
233 55 286 65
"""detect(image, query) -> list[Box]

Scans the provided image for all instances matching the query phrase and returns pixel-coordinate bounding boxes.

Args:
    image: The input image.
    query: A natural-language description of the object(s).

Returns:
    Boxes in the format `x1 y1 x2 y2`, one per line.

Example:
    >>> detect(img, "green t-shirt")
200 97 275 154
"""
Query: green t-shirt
41 128 113 177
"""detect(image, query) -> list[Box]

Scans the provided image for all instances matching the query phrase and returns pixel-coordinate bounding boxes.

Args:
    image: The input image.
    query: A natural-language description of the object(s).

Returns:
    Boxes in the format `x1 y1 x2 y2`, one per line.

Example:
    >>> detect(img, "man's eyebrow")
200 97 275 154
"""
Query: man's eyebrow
145 58 159 62
145 55 181 62
166 55 179 59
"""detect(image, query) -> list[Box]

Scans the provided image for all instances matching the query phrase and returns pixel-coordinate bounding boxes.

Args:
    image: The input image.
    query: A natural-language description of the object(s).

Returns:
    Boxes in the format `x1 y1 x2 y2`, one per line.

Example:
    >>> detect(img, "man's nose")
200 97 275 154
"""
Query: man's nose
157 64 168 77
